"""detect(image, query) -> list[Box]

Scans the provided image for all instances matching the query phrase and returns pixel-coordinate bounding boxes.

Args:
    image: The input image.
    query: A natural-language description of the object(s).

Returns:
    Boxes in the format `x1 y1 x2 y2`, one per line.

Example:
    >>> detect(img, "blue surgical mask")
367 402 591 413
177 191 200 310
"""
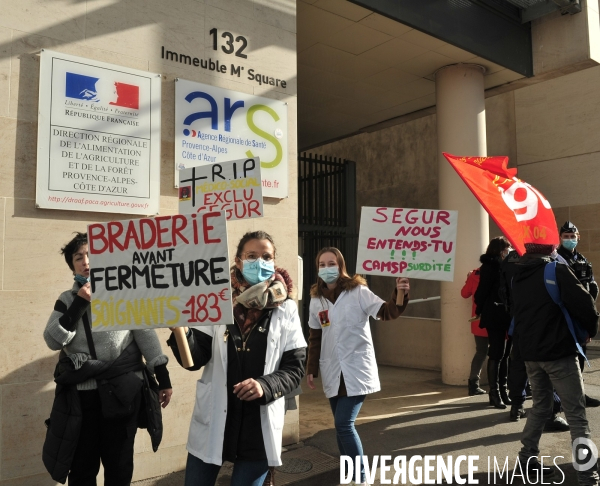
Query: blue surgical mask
318 266 339 284
74 274 89 285
562 239 578 251
242 259 275 285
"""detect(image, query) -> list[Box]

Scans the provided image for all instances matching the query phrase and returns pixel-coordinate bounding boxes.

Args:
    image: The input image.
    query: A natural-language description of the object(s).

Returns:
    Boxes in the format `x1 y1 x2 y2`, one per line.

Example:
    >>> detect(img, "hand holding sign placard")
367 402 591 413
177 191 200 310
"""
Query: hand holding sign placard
356 207 458 282
178 157 263 220
88 212 233 333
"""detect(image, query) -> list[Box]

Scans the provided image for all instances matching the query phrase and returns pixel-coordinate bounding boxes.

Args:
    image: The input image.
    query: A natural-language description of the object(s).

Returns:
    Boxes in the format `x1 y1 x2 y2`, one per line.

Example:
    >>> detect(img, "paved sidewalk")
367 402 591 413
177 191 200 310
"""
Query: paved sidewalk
135 346 600 485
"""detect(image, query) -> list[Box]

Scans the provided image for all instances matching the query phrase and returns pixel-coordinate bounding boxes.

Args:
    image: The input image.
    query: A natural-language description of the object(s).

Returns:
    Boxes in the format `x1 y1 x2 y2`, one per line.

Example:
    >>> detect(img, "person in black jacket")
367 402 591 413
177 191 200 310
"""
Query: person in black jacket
512 242 599 483
475 236 512 409
502 250 569 431
557 221 600 408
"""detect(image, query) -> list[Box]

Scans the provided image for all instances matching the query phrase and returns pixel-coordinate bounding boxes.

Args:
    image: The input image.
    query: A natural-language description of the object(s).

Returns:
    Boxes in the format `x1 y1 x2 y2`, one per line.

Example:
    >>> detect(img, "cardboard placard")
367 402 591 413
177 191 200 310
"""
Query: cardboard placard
356 207 458 282
88 212 233 331
178 157 263 220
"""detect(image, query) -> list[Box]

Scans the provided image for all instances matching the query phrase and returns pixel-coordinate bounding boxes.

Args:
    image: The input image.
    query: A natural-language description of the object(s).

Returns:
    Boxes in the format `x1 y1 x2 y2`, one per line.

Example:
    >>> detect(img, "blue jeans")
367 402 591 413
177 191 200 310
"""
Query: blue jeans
183 453 269 486
329 394 367 484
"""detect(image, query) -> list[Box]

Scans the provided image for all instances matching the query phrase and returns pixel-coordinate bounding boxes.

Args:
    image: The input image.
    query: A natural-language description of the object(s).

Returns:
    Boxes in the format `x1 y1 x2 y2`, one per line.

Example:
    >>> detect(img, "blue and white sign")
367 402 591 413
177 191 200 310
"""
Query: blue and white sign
175 78 288 199
36 50 161 215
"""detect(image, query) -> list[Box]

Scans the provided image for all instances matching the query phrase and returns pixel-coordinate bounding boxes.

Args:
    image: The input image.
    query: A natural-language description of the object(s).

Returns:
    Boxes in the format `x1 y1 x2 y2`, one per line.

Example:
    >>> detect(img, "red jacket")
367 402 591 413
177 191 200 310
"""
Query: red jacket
461 268 488 337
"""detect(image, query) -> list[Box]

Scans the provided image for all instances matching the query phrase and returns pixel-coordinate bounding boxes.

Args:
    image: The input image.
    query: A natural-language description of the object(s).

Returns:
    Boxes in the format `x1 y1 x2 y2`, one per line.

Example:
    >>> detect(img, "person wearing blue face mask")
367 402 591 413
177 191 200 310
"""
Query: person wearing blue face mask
305 247 409 486
557 221 598 301
167 231 307 486
556 221 600 408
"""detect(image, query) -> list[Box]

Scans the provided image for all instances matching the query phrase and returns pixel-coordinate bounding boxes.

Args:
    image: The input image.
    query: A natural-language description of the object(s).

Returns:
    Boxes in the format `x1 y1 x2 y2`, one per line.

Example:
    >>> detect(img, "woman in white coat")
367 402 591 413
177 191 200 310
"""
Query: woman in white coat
306 247 409 486
168 231 307 486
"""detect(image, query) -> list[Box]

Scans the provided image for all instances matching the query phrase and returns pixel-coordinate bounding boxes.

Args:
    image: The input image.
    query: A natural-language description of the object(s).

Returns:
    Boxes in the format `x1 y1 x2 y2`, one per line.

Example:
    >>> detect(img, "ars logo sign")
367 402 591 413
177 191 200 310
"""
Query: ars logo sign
174 78 288 199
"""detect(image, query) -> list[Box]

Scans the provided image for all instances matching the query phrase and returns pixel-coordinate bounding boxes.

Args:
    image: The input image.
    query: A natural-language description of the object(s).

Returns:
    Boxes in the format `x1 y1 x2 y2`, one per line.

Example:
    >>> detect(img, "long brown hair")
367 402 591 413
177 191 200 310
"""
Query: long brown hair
310 247 366 298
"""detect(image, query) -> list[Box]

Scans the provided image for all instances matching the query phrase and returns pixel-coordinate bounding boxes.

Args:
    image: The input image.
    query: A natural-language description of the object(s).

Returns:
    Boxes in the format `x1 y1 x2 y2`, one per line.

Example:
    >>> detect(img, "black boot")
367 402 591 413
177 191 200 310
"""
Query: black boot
487 359 507 409
468 379 487 396
499 357 512 405
585 395 600 408
544 414 569 432
509 406 526 422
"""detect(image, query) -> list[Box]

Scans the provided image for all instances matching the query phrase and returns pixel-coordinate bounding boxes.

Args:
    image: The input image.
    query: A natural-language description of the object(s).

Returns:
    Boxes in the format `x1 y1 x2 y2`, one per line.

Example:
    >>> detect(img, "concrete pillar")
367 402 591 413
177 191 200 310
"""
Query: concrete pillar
435 64 489 385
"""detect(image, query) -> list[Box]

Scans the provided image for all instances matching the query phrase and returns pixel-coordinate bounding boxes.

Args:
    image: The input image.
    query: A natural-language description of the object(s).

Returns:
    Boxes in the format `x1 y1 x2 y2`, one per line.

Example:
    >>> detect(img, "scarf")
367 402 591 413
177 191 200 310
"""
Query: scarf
230 267 293 338
74 274 89 285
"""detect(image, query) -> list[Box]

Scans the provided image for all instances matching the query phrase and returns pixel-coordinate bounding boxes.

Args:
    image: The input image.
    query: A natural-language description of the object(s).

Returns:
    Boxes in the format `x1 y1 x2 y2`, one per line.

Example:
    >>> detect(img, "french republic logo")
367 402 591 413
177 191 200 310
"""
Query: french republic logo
65 72 139 109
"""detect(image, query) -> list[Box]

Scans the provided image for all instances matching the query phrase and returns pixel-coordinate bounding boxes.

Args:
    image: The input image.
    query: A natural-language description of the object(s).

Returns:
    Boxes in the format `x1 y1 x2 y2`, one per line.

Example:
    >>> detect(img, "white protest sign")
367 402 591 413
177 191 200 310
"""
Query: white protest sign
178 157 263 220
175 78 288 198
356 207 458 282
36 50 161 215
88 212 232 330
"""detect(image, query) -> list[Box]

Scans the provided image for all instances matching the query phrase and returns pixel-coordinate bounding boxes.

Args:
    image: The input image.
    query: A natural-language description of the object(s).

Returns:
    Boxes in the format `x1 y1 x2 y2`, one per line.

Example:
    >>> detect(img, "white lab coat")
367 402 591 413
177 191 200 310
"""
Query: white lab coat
308 285 384 398
186 299 307 467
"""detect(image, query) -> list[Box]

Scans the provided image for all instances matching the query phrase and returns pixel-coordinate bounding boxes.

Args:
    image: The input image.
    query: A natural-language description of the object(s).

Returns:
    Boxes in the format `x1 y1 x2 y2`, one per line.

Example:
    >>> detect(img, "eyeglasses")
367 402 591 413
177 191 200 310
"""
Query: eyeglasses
240 252 274 264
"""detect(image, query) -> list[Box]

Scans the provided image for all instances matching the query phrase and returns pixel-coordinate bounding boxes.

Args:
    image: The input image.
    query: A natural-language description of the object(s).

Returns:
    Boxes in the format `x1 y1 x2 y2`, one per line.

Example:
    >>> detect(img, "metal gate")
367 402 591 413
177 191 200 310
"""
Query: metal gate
298 153 357 331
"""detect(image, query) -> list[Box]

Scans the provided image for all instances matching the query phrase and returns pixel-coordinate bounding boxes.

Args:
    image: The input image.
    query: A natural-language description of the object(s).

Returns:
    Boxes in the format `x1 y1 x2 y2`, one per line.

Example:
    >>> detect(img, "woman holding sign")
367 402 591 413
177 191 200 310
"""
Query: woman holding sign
306 247 409 486
42 232 173 486
167 231 306 486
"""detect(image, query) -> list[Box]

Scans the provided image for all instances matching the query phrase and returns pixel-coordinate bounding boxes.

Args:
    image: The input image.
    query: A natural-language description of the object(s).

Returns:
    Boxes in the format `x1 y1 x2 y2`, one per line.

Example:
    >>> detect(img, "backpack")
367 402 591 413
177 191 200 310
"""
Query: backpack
544 261 590 366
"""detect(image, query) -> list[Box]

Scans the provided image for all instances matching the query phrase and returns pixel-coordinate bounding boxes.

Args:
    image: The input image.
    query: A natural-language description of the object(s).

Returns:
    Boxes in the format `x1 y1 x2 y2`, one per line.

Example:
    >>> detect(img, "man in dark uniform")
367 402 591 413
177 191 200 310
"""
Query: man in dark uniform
557 221 600 408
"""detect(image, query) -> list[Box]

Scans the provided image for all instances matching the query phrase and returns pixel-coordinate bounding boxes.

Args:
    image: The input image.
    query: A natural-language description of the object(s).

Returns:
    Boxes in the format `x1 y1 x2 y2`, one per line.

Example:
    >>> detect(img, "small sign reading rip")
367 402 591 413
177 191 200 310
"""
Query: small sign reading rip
178 157 263 221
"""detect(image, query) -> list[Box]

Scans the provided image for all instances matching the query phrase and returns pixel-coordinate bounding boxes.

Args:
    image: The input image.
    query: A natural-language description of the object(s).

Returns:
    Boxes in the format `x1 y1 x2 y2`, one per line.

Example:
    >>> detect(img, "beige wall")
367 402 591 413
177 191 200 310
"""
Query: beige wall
0 1 297 484
372 317 441 371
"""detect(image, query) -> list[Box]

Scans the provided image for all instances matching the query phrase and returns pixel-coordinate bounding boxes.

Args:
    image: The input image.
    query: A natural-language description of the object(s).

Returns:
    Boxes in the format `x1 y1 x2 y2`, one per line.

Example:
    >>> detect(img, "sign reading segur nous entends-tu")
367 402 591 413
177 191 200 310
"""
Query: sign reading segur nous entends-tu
88 212 233 331
175 78 288 198
356 207 458 282
178 157 263 221
36 50 161 215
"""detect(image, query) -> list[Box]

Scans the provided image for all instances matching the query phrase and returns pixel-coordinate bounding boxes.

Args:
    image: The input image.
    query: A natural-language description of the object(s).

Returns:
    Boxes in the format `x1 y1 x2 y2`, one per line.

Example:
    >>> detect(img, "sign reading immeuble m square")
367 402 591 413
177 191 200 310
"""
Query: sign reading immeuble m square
36 50 161 215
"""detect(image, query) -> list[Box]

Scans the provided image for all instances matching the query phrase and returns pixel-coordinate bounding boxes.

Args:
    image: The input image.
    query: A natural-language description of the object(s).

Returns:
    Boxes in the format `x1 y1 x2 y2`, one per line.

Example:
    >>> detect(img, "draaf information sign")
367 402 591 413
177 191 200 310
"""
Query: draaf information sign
36 50 161 215
178 157 263 220
175 78 288 198
88 212 233 331
356 207 458 282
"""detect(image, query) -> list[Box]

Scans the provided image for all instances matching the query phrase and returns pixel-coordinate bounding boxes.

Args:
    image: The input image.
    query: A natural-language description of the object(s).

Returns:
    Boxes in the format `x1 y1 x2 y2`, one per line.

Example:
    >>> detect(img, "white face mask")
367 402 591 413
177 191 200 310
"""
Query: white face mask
318 266 339 284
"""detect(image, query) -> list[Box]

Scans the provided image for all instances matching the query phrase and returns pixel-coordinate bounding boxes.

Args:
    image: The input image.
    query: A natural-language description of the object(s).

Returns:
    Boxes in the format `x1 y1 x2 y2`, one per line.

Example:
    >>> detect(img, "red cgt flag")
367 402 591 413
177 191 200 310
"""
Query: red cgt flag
443 153 559 255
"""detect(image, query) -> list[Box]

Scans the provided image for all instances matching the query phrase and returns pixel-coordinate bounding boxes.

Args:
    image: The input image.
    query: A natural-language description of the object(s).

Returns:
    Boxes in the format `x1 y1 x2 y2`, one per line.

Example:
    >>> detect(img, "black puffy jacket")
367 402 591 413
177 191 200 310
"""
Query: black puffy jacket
474 254 511 331
42 343 163 483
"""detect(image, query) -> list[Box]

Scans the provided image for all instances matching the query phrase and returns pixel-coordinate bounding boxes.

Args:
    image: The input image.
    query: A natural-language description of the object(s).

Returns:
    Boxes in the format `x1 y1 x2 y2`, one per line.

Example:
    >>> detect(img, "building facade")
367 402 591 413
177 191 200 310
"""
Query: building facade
1 0 599 484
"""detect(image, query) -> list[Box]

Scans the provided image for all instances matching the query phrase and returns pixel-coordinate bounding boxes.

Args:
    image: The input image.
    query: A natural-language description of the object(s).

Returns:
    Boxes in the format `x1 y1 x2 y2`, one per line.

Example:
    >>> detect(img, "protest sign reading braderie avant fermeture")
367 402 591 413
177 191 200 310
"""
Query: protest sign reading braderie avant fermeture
88 212 232 331
356 207 458 282
178 157 263 220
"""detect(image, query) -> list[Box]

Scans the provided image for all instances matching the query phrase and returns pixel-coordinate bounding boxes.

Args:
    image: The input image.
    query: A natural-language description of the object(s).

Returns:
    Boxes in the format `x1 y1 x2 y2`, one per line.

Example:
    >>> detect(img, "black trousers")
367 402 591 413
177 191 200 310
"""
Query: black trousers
68 389 140 486
486 326 511 361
